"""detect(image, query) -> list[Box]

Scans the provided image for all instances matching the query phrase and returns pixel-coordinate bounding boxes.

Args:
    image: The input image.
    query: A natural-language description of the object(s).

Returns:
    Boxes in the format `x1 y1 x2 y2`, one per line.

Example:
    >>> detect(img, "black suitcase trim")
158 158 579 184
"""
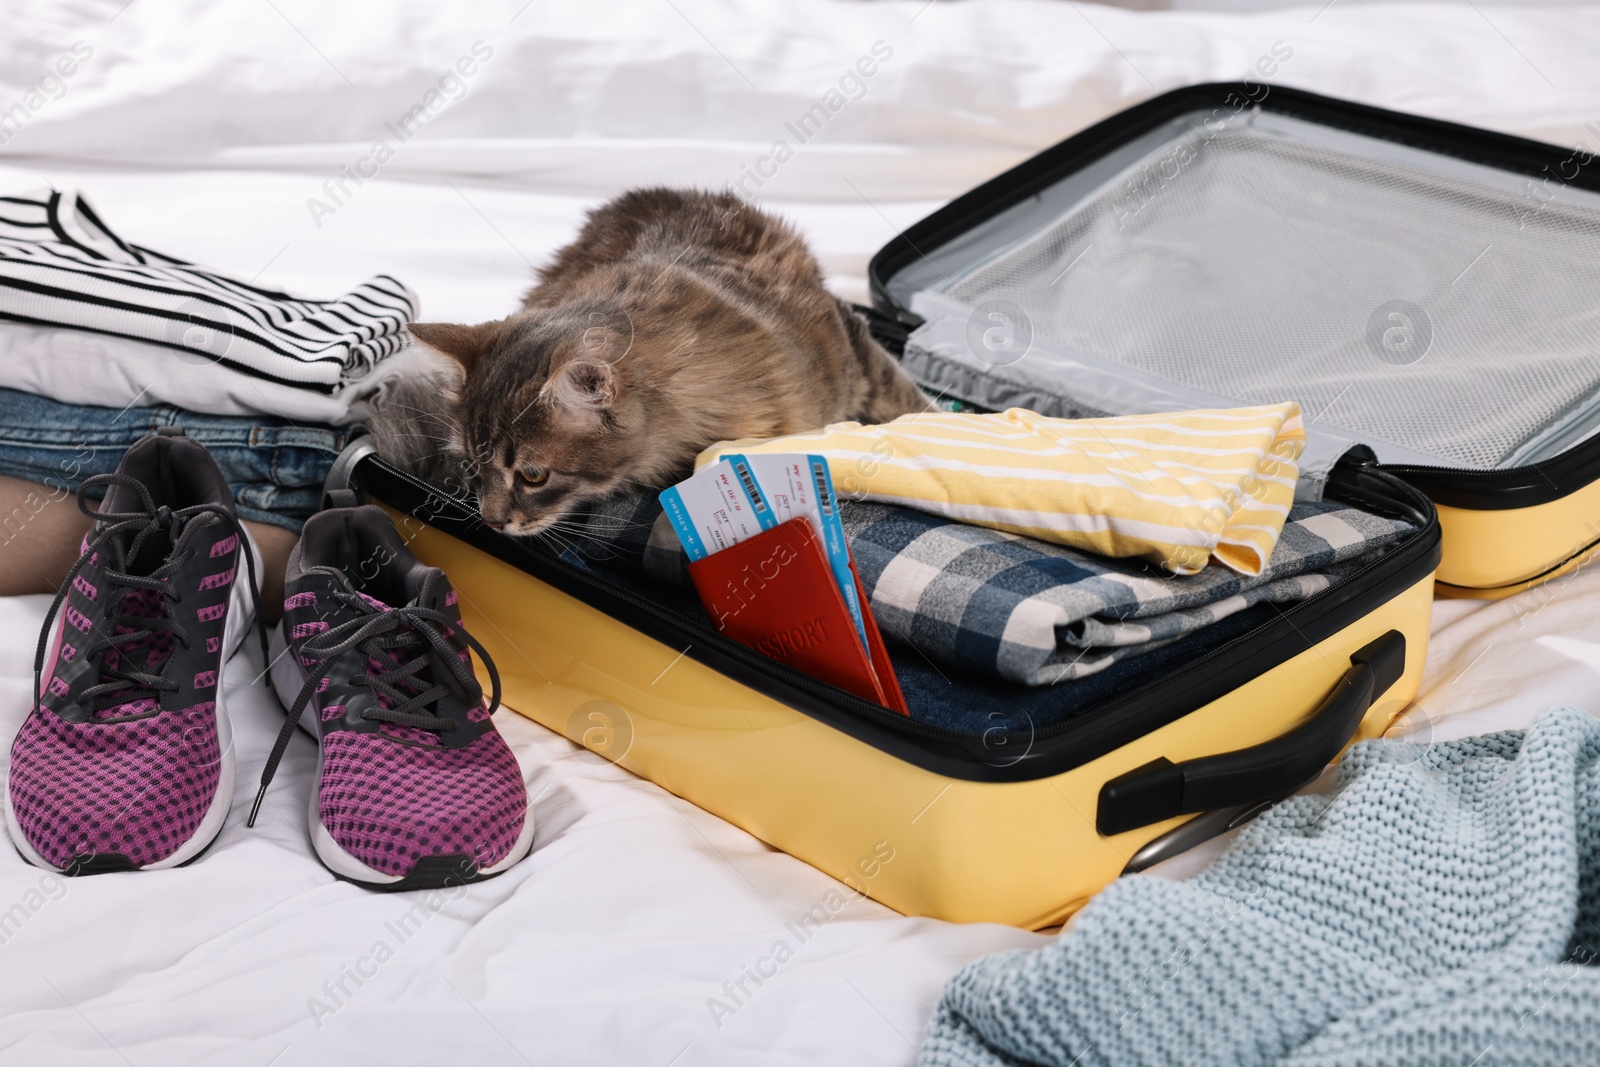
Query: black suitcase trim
350 452 1440 787
866 82 1600 512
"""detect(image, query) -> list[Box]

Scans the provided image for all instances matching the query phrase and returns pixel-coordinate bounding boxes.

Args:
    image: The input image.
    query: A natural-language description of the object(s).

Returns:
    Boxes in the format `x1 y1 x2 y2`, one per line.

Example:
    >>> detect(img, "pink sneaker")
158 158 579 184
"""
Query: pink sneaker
6 429 265 873
255 505 533 890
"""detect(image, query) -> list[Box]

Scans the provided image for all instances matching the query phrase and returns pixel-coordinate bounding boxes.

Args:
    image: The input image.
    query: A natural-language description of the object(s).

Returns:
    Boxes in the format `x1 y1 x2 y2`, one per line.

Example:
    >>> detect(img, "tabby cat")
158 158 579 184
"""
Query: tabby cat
373 187 931 536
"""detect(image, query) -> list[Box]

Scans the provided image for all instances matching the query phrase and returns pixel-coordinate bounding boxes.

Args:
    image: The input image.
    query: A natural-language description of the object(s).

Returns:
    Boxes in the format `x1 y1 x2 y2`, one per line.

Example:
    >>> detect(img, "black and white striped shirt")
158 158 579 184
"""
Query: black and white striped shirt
0 190 418 394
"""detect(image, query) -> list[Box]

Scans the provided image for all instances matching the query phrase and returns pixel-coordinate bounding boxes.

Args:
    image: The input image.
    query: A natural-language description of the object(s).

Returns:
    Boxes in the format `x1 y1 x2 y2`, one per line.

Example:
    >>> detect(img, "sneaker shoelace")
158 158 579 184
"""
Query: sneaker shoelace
33 473 269 719
247 586 502 826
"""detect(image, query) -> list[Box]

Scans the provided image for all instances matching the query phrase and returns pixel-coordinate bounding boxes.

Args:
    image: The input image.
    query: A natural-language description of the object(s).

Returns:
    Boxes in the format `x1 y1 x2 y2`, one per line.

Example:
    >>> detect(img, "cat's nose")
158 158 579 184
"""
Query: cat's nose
484 518 507 531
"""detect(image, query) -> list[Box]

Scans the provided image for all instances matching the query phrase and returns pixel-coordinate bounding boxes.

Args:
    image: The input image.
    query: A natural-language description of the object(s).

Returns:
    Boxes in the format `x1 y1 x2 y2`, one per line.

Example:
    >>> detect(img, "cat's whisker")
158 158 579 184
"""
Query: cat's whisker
537 522 601 540
375 432 461 450
577 526 652 538
387 399 459 417
570 516 655 533
531 531 579 555
382 403 460 426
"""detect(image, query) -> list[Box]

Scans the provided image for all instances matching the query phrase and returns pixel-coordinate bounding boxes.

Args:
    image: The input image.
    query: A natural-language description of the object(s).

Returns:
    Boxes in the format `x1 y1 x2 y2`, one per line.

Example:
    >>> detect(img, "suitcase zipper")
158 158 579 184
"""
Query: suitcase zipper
1375 447 1600 510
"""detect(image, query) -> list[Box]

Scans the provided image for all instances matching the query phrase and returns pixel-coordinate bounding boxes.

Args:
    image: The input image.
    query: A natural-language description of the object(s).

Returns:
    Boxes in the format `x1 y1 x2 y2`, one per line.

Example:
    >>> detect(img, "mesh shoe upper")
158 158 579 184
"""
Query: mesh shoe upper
7 432 256 870
9 700 224 868
318 725 526 877
272 506 527 880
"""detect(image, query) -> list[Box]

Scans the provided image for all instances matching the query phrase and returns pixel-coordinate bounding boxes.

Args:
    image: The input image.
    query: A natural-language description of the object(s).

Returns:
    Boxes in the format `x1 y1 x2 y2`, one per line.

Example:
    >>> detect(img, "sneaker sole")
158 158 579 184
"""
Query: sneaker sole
4 530 263 874
266 623 536 890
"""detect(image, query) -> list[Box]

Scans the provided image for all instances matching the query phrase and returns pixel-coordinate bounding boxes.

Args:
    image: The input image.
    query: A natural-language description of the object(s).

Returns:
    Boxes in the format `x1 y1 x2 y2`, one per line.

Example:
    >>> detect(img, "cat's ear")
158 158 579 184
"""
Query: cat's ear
406 321 502 375
542 359 616 429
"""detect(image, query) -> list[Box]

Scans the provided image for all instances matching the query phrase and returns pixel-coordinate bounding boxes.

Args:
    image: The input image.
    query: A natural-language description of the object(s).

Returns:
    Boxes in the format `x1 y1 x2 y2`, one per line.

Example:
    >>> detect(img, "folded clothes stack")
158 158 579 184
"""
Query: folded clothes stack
0 190 419 529
557 488 1414 687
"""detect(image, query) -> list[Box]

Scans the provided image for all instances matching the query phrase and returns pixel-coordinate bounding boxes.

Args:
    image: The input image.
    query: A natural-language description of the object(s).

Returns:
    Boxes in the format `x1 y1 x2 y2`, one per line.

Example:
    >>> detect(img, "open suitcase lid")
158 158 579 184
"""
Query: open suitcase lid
869 83 1600 505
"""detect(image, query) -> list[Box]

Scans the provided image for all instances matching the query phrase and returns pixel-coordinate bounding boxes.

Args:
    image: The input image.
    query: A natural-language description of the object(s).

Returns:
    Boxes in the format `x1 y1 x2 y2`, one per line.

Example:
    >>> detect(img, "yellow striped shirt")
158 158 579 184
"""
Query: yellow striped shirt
699 403 1305 576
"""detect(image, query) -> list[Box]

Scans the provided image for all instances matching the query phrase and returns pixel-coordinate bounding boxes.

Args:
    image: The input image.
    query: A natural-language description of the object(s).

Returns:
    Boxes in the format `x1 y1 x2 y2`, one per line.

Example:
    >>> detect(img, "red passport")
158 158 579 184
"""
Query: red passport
686 517 908 715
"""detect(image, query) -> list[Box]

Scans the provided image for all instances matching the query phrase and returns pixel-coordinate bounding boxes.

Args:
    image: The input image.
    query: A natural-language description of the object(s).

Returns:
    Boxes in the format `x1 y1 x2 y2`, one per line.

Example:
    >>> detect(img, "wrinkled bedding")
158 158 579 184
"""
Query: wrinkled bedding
2 0 1598 1062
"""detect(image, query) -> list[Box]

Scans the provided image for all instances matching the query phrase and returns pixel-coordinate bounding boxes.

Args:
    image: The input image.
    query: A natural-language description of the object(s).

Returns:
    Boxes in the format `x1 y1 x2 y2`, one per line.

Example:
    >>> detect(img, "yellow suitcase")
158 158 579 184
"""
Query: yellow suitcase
335 447 1438 929
329 80 1600 926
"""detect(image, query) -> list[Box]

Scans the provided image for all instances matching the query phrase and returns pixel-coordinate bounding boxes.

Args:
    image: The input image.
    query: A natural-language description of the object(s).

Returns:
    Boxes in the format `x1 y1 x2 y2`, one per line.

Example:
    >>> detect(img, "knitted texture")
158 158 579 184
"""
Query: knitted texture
921 706 1600 1067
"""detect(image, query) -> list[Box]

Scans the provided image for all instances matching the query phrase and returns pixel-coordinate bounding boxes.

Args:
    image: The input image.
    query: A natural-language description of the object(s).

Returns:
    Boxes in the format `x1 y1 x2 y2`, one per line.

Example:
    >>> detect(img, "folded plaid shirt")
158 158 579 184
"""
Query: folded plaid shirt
563 494 1414 686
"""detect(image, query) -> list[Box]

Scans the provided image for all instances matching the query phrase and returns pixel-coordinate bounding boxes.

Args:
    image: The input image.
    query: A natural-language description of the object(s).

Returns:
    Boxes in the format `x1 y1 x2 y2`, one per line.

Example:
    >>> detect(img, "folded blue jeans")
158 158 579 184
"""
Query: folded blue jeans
0 387 346 531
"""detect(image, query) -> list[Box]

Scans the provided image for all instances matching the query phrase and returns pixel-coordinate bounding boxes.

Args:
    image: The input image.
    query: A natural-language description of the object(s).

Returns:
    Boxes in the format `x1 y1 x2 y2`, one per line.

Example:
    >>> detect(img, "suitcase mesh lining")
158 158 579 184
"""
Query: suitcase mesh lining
939 124 1600 470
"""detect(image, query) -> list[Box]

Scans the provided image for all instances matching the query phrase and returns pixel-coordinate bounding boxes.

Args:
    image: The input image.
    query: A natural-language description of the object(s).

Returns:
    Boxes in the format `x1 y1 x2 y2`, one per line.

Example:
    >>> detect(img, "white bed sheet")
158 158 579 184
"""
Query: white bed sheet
2 0 1599 1063
7 561 1599 1067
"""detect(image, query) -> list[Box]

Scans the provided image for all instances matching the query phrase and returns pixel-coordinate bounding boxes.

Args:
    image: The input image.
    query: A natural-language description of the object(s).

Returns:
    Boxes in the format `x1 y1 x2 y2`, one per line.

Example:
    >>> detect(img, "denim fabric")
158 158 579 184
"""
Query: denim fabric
0 387 346 531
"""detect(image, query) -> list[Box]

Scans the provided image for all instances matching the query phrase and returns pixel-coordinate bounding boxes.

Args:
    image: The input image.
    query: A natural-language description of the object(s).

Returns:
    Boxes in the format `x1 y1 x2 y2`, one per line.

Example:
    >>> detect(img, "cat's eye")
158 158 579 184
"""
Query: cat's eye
516 467 549 489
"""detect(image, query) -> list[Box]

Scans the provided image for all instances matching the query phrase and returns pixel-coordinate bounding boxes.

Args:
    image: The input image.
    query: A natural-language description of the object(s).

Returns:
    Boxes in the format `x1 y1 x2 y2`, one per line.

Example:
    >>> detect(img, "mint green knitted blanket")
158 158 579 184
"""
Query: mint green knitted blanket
923 705 1600 1066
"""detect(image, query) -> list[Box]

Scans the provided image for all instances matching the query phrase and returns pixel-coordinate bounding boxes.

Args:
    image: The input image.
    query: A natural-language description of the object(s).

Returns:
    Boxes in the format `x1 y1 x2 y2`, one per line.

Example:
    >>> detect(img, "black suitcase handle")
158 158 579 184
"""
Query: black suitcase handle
1096 630 1406 837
